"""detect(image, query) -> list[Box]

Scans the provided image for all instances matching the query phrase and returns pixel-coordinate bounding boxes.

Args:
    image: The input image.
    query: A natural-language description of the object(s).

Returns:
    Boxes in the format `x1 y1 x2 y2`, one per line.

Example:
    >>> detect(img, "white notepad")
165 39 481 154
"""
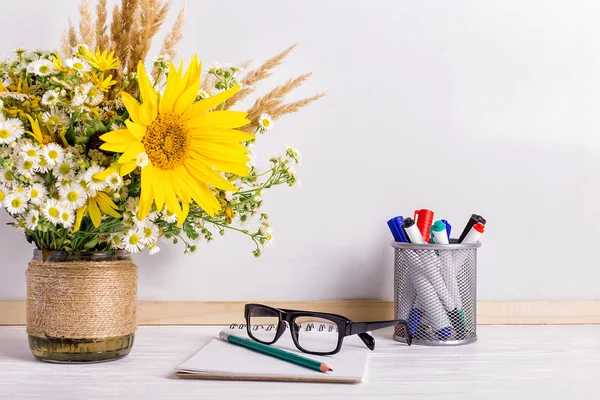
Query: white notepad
175 327 370 384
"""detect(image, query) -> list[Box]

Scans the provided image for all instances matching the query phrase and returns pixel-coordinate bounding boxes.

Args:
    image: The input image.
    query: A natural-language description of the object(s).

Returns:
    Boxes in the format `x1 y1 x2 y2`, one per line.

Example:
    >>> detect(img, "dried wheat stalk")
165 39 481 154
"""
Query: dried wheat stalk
224 44 296 109
129 0 170 73
109 5 122 55
269 92 326 119
112 0 140 71
95 0 109 51
61 31 71 58
243 73 312 117
151 5 185 80
78 0 95 49
68 18 78 51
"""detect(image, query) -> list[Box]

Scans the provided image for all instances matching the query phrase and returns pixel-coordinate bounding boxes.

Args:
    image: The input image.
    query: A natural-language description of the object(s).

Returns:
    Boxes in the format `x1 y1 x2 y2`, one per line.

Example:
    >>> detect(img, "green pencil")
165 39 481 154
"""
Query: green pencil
219 331 332 373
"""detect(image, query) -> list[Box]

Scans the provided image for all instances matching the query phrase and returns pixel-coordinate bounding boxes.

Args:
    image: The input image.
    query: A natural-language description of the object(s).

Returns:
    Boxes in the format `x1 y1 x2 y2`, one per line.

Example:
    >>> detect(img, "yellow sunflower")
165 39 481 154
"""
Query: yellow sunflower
100 55 253 224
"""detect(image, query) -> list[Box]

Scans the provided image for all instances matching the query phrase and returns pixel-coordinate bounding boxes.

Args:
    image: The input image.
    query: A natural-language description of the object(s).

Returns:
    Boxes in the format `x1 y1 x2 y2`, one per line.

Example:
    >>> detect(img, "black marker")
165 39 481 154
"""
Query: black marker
458 214 486 243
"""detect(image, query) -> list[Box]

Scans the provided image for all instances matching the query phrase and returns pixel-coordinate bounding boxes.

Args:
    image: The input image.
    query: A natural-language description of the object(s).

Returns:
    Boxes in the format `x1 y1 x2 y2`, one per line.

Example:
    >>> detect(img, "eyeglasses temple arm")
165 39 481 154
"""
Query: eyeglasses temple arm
350 320 413 346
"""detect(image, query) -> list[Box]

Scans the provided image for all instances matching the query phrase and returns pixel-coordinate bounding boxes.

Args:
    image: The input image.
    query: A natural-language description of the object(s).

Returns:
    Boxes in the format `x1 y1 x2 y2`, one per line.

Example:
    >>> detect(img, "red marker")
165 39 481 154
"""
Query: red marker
414 209 434 243
462 222 485 244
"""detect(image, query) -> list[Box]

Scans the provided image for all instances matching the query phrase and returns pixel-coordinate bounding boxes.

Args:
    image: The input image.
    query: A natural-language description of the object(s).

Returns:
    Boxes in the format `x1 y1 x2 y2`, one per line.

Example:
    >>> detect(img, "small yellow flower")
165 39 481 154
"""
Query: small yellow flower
84 48 120 71
88 72 117 92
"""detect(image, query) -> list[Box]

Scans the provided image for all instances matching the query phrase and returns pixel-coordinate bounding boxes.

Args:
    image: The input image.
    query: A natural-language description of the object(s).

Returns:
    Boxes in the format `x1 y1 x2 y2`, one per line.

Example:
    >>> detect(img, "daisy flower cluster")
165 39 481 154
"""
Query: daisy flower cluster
0 46 306 257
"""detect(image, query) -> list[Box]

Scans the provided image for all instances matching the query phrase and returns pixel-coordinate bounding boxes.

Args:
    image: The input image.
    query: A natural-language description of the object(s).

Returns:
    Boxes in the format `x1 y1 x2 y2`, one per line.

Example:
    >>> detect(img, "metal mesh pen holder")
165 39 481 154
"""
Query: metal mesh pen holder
391 241 481 346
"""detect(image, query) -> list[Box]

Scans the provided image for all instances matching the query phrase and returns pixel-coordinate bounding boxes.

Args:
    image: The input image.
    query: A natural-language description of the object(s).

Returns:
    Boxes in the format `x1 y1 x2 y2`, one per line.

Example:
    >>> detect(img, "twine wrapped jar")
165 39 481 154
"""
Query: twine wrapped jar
26 250 138 363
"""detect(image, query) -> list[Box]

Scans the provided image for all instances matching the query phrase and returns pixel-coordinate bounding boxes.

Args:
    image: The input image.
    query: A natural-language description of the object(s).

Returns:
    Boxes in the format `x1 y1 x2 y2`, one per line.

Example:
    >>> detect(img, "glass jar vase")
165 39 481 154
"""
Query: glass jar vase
26 250 138 363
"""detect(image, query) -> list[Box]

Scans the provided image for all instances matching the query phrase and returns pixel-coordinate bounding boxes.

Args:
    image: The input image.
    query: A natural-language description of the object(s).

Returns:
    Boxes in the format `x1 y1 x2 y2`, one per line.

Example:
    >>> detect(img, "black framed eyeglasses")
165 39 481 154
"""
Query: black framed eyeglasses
244 303 412 355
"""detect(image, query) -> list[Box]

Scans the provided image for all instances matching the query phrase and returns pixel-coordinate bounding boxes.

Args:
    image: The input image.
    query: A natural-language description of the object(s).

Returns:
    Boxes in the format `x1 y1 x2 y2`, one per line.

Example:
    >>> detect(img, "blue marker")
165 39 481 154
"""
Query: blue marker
387 216 408 242
441 219 451 239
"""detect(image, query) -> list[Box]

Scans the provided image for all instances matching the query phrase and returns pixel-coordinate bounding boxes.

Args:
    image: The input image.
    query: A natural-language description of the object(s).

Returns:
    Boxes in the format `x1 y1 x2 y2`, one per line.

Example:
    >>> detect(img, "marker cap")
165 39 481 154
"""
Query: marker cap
431 220 446 232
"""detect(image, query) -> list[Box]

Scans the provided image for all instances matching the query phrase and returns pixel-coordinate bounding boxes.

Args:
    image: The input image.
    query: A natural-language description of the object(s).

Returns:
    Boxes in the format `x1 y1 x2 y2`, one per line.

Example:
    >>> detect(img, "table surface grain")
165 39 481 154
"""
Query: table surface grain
1 325 599 400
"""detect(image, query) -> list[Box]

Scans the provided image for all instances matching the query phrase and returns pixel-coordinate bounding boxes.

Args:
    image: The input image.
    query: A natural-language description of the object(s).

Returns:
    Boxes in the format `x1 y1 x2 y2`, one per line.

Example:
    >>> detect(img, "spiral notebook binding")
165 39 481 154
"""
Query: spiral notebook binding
229 323 338 332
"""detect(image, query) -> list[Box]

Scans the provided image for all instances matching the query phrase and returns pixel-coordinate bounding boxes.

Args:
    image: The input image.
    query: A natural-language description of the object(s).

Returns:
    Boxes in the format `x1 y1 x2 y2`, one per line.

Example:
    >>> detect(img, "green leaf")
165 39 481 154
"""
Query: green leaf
84 238 99 249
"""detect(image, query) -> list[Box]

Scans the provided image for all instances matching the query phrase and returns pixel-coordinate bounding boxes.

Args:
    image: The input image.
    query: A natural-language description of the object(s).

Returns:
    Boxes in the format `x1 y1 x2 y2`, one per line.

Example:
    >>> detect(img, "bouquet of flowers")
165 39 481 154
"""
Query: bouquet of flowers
0 0 323 257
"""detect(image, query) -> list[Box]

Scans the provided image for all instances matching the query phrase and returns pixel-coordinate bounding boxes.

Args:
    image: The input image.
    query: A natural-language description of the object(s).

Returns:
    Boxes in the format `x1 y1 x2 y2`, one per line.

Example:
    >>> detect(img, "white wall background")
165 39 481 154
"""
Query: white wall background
0 0 598 301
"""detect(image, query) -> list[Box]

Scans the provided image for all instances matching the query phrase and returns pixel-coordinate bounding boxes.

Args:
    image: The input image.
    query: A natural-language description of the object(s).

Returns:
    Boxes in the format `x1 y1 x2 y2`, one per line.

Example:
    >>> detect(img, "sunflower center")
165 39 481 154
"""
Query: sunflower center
143 113 191 170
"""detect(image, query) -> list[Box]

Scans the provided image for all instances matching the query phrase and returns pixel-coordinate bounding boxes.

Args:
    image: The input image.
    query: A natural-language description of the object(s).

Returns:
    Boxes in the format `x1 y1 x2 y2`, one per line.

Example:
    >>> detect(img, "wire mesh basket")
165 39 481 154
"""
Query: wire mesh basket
391 241 481 346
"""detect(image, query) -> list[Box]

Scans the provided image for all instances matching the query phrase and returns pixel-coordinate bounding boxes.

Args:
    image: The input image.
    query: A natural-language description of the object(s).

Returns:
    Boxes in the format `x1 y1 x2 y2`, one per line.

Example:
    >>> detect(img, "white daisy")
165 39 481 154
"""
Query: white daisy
59 184 86 210
258 113 273 131
136 152 148 168
41 89 61 107
41 143 65 167
53 159 75 179
0 118 24 144
27 59 54 76
55 176 74 190
20 142 41 163
0 99 4 110
65 57 91 74
109 234 124 250
16 157 37 177
4 192 27 214
162 208 178 224
125 197 139 213
141 223 159 245
42 198 62 224
41 110 69 131
85 85 104 106
28 183 47 205
83 165 108 192
75 173 96 196
123 229 144 253
0 184 8 205
36 156 52 173
25 210 40 230
106 172 122 191
0 166 14 184
148 244 161 255
58 206 75 228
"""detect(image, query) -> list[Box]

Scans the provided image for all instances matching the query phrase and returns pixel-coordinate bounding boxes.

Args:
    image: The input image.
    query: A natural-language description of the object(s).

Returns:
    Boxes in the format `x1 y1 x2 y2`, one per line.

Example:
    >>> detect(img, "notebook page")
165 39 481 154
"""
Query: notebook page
177 329 370 382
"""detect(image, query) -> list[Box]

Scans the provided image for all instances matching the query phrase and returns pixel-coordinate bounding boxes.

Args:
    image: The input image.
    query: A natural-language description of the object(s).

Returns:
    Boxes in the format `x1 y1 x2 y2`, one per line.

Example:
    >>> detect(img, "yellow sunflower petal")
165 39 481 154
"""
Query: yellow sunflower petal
190 154 251 176
138 166 154 220
176 201 189 226
100 129 138 144
120 160 138 176
159 63 180 114
124 120 146 139
173 75 201 115
74 206 86 232
137 61 158 120
184 160 238 192
152 169 167 211
190 141 249 163
121 92 143 125
100 143 131 153
88 198 101 228
186 110 250 129
118 141 145 163
182 85 241 119
190 127 254 143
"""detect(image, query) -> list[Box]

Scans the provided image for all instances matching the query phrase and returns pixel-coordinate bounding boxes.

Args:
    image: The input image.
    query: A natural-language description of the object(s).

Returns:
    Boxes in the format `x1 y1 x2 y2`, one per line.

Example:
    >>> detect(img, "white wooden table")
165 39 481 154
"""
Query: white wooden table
1 325 599 399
